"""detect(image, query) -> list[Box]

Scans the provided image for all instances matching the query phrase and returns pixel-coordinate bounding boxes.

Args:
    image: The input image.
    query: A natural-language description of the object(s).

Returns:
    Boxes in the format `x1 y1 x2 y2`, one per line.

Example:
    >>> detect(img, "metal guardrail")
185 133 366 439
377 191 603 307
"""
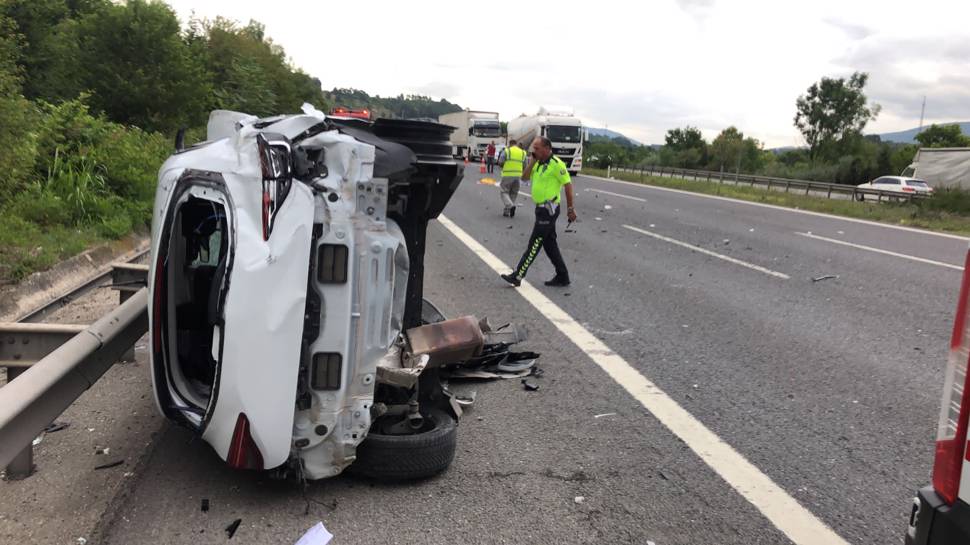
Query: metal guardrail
0 264 149 479
607 165 929 203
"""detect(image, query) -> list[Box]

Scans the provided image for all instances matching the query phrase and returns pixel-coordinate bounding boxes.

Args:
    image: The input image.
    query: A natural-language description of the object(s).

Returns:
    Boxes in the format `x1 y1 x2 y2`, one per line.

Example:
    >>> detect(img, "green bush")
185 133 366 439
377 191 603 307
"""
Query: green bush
4 187 72 226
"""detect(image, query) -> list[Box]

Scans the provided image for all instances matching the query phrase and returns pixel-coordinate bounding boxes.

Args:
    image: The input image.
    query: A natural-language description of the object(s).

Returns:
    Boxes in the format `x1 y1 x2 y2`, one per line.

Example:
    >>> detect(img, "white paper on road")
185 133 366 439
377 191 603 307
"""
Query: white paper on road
295 522 333 545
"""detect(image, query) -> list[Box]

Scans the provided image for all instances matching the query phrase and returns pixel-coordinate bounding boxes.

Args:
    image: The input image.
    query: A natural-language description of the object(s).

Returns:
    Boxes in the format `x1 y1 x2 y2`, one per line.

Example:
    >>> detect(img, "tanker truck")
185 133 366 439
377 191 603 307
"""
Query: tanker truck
507 106 583 175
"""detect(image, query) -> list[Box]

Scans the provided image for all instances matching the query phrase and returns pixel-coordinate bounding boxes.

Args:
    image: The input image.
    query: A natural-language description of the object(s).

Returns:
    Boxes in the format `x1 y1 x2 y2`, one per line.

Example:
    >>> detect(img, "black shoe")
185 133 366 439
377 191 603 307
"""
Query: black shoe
544 276 570 287
509 206 516 217
501 273 521 287
502 208 509 217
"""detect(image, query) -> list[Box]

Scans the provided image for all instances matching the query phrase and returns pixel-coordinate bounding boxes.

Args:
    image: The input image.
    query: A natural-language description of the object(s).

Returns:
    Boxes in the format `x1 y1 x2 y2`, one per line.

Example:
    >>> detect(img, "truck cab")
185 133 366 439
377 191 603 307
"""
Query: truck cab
905 245 970 544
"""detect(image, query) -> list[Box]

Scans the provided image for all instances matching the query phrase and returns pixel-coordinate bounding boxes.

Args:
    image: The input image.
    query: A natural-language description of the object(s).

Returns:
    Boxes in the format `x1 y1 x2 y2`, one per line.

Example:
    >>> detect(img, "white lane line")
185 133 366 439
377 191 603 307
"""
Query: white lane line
588 188 647 202
437 214 849 545
623 224 790 279
579 173 970 242
796 232 964 271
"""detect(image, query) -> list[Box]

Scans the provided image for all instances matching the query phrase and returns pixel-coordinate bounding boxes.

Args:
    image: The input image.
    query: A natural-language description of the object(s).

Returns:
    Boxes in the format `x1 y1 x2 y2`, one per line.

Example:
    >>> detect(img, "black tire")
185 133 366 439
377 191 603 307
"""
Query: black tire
349 408 457 480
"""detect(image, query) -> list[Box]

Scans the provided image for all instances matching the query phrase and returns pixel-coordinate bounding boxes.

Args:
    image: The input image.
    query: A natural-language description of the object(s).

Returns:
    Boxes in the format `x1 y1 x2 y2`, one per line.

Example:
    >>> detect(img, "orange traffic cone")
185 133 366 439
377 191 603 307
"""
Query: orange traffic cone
479 155 486 174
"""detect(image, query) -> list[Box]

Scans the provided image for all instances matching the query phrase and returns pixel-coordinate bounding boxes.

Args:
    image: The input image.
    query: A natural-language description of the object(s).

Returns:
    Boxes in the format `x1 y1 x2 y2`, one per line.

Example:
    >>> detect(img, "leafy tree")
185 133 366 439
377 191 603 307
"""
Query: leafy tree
2 0 104 101
0 14 39 207
915 124 970 148
664 126 708 168
794 72 880 161
710 126 744 171
74 0 210 133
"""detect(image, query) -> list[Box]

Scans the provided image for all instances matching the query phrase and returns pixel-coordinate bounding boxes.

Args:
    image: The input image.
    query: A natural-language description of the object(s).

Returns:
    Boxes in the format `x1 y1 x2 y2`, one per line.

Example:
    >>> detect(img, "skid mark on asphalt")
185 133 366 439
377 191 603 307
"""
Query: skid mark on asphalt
796 232 964 271
623 224 790 279
438 214 849 545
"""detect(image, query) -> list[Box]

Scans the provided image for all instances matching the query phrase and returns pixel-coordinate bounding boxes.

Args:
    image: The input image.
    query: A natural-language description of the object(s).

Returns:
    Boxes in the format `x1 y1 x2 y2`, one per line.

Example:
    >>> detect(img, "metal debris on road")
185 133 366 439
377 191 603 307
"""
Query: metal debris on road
44 421 70 433
225 518 242 539
95 447 110 455
812 274 839 282
594 413 617 418
522 379 540 391
294 522 334 545
93 459 124 470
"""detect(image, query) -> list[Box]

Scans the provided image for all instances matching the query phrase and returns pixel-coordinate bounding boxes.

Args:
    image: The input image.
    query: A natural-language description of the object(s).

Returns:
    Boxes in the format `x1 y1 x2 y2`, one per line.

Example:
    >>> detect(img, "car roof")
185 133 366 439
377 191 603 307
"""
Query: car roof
878 176 928 183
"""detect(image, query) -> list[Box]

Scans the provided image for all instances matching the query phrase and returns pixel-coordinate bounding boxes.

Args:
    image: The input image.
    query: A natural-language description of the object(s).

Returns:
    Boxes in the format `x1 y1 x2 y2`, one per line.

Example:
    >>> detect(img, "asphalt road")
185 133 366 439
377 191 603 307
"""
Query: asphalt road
16 164 965 545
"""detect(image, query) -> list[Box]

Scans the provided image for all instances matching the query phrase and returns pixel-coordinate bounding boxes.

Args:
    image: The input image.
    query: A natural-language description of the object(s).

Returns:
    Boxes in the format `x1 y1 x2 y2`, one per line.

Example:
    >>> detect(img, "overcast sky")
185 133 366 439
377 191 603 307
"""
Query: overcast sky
166 0 969 147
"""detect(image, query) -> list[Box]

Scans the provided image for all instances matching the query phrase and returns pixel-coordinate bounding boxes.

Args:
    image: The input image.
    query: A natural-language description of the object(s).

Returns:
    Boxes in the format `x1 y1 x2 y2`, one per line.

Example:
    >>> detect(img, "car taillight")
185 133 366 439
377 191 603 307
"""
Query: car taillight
227 413 264 470
932 247 970 505
902 186 915 192
151 251 166 348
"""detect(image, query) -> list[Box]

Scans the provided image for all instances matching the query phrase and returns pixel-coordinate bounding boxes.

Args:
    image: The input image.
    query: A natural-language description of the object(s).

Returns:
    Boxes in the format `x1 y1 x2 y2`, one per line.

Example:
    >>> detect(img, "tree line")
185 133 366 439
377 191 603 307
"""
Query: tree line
584 72 970 186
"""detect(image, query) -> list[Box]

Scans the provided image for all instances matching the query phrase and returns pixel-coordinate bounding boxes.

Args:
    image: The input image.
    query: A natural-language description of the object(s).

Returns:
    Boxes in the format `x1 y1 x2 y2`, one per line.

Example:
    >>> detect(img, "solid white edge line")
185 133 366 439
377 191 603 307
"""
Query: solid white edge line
623 224 791 279
578 173 970 242
796 232 964 271
436 214 850 545
588 188 647 202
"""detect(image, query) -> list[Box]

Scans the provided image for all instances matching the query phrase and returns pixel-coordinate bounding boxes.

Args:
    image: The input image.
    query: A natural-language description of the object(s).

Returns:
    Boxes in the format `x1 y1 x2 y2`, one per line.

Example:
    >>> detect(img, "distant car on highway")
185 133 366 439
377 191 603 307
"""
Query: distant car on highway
904 245 970 544
856 176 933 200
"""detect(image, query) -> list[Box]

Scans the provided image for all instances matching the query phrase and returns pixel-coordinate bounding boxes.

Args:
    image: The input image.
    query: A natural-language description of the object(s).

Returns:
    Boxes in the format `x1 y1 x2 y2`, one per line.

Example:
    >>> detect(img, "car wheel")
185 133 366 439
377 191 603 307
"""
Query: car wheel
349 408 458 481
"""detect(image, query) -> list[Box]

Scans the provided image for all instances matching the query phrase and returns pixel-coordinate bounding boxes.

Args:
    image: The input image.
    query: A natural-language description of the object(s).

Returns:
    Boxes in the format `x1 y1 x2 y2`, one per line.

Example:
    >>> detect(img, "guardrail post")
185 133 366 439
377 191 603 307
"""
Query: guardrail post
827 186 833 199
639 167 643 182
3 367 33 480
785 181 791 192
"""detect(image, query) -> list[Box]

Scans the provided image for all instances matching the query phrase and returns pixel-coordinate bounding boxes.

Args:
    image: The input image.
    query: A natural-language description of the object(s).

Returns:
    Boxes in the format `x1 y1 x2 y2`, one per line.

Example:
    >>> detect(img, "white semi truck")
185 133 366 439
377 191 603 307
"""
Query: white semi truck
438 110 501 160
902 148 970 189
507 106 584 175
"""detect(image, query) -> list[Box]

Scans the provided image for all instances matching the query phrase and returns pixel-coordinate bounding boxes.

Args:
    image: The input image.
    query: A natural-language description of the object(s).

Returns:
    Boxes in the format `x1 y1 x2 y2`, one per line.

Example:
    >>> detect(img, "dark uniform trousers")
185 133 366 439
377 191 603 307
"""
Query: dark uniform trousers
514 203 569 280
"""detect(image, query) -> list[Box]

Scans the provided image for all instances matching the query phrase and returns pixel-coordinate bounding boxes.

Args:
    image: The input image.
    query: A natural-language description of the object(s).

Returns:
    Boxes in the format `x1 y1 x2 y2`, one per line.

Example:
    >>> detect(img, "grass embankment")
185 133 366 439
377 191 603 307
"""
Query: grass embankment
581 168 970 235
0 98 170 285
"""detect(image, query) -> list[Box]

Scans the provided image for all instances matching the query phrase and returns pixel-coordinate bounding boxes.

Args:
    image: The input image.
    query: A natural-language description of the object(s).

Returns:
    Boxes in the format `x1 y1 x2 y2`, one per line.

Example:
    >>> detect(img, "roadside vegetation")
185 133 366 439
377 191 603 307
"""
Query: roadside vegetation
582 167 970 235
583 71 970 225
0 1 461 286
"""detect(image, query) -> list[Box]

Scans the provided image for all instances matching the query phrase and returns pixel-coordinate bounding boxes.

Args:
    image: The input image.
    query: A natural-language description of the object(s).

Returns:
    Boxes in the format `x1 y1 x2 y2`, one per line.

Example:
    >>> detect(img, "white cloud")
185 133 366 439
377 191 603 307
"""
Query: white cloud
165 0 970 147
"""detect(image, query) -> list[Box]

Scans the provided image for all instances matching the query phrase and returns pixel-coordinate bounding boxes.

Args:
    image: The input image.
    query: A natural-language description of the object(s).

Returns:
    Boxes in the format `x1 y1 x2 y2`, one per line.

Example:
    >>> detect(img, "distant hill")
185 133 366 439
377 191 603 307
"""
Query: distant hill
324 88 463 119
586 127 642 146
876 122 970 144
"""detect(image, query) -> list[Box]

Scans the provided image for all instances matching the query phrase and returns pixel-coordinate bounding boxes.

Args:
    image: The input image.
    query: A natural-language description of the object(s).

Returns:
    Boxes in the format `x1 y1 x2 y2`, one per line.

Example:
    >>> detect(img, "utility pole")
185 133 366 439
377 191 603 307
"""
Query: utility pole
918 96 926 132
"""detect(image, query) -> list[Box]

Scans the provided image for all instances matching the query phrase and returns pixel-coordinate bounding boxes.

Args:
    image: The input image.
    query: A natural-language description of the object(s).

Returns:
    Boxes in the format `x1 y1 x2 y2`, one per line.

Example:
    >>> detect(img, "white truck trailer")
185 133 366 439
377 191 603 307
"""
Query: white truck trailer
438 110 501 160
507 106 584 175
902 148 970 189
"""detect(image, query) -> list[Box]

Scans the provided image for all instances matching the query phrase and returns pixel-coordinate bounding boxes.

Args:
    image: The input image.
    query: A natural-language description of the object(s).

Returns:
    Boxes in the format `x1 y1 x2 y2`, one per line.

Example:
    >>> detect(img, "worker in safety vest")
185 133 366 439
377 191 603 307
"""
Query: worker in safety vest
501 136 577 287
498 139 526 217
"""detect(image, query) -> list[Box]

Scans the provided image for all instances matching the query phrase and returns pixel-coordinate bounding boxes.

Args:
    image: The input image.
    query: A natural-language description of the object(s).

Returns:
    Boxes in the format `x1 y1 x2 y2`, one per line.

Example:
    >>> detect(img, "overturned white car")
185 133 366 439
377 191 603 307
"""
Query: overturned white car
148 106 507 480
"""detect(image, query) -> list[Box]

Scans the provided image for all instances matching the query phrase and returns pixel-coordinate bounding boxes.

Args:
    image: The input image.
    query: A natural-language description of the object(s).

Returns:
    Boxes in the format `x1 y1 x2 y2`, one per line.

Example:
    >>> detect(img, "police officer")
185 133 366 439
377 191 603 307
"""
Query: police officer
498 139 526 217
501 136 576 287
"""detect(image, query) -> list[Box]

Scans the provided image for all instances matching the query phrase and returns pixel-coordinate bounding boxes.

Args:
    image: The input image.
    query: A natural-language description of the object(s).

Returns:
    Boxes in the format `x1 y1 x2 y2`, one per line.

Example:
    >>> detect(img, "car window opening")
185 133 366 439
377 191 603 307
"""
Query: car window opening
169 197 229 410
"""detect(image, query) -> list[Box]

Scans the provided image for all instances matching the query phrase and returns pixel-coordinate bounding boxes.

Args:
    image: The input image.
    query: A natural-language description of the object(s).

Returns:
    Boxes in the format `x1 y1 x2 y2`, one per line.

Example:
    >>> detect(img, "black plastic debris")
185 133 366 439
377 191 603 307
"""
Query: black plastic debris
812 274 839 282
93 459 124 470
201 499 210 513
522 379 540 391
44 422 69 433
225 518 242 539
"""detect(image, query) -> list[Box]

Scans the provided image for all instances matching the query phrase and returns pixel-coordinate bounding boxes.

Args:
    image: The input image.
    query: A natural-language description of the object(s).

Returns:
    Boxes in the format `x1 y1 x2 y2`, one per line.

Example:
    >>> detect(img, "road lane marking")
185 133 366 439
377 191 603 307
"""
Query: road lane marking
796 232 964 271
437 214 850 545
579 173 970 242
588 188 647 202
623 224 790 279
